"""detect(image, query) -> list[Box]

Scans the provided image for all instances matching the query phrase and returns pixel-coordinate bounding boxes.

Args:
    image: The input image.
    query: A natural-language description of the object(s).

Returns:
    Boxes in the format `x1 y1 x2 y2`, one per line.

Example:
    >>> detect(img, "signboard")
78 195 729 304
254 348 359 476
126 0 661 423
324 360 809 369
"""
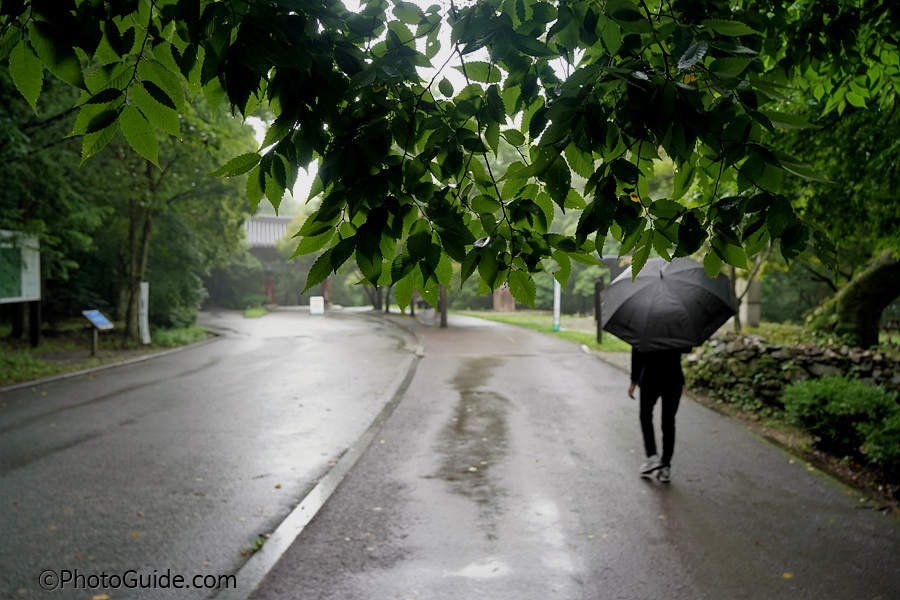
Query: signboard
309 296 325 315
82 310 115 331
0 230 41 304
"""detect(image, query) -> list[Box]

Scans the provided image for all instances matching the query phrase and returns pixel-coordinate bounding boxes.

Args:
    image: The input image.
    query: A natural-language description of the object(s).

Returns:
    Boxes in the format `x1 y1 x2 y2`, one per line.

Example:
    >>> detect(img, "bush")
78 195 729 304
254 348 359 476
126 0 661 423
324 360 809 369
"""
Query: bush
782 376 900 458
861 412 900 481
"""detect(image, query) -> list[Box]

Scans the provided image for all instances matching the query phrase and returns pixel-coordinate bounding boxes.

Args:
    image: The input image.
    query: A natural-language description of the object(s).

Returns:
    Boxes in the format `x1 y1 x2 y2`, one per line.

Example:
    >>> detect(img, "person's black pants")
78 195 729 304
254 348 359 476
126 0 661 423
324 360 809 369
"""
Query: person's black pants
640 385 682 466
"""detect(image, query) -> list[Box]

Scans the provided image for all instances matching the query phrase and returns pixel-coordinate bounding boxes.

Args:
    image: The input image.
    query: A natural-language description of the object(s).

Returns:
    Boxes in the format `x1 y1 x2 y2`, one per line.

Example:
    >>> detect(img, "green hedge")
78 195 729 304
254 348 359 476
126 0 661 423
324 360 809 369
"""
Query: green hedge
782 376 900 479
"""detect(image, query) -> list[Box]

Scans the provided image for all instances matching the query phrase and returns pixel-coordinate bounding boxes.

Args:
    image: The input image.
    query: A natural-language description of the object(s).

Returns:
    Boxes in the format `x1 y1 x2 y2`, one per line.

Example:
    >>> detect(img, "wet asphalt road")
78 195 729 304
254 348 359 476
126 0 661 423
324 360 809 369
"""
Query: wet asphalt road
0 308 415 600
248 314 900 600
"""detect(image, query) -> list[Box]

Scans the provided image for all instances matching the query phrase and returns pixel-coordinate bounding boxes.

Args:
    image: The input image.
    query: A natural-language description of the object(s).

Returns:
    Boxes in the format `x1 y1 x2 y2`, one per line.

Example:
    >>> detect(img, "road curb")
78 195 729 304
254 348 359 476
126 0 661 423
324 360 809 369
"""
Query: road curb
214 347 423 600
0 335 222 394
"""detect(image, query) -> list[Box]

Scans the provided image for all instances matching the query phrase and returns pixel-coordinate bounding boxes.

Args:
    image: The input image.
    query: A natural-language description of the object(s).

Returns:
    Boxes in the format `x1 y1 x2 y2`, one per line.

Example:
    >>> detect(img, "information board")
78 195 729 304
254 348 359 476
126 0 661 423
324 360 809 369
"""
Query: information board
0 230 41 304
82 310 115 331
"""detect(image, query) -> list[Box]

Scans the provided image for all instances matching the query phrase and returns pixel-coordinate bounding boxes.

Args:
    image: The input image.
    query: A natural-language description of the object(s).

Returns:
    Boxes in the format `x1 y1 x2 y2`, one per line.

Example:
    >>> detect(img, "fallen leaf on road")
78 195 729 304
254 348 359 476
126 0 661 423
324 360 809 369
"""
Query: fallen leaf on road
91 595 110 600
137 511 144 517
130 532 140 538
47 525 57 530
783 573 794 579
275 484 281 489
62 507 74 513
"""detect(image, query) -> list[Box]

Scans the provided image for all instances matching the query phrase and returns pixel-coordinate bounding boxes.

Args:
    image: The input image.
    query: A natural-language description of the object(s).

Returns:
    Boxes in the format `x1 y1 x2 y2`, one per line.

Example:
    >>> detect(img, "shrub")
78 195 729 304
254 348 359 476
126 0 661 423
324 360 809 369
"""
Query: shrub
781 376 900 457
861 412 900 481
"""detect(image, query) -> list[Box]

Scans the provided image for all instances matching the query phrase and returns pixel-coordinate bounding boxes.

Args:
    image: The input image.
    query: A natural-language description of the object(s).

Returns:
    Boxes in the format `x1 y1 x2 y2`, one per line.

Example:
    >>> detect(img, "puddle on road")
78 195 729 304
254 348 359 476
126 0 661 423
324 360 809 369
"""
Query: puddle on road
433 357 511 536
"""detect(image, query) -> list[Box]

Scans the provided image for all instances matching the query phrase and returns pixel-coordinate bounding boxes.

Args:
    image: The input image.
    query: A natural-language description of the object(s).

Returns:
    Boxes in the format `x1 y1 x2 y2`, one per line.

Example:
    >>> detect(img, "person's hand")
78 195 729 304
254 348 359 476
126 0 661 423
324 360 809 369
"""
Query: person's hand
628 382 636 399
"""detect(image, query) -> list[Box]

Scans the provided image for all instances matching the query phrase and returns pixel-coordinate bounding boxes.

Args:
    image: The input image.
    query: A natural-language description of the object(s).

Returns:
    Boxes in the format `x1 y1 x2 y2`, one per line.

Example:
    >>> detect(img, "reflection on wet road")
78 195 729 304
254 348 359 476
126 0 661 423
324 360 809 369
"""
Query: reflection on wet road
247 314 900 600
436 357 509 538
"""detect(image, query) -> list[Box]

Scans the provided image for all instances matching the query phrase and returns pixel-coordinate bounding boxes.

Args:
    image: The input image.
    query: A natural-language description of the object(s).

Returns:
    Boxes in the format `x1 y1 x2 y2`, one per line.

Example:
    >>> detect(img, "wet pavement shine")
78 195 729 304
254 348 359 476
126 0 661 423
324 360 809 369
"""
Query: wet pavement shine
246 313 900 600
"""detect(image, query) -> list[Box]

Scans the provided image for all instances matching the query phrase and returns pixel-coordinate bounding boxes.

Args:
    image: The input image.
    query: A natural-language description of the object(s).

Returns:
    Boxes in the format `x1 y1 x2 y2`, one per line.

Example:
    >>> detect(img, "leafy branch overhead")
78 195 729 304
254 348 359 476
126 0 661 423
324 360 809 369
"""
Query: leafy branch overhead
2 0 897 308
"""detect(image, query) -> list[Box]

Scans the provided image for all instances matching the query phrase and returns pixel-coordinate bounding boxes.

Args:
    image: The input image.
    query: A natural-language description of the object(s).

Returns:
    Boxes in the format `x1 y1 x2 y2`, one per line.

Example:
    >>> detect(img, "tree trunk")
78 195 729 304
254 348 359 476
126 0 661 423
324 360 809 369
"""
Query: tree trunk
833 251 900 347
124 196 153 341
439 285 448 328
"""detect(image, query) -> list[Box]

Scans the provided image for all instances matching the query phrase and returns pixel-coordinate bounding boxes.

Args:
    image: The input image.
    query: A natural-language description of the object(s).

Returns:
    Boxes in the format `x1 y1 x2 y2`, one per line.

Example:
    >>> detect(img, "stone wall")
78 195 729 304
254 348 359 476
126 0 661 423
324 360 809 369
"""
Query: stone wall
685 332 900 406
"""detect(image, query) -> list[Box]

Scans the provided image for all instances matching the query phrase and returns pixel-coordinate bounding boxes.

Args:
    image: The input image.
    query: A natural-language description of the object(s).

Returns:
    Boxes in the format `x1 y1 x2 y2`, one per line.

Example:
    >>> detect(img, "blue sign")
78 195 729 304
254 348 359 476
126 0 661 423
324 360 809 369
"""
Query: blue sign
82 310 114 331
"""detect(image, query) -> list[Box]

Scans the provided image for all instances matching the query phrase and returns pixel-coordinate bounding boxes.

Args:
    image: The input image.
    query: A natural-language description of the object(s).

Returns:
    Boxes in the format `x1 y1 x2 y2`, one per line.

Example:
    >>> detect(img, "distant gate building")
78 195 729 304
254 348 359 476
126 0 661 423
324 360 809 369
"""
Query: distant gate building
244 215 293 304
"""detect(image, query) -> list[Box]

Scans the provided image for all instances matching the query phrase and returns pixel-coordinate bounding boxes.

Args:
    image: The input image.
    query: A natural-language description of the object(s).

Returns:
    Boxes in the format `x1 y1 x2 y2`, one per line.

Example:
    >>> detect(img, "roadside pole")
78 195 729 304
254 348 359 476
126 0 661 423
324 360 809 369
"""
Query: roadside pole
594 279 603 343
552 279 561 332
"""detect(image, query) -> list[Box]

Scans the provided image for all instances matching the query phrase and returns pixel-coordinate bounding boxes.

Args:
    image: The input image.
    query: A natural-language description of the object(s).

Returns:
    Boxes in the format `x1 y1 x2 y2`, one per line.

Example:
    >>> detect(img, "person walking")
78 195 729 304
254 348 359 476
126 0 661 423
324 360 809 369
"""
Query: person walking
628 347 688 483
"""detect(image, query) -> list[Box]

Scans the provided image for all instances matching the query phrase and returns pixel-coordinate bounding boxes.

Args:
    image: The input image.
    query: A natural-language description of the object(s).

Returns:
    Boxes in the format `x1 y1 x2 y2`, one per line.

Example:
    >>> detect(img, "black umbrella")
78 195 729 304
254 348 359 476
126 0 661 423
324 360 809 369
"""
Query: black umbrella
600 257 735 352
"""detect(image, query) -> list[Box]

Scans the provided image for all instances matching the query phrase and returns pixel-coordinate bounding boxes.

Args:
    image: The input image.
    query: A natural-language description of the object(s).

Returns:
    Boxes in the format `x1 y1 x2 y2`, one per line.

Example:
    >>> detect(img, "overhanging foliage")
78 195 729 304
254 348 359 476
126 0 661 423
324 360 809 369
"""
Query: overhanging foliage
2 0 897 308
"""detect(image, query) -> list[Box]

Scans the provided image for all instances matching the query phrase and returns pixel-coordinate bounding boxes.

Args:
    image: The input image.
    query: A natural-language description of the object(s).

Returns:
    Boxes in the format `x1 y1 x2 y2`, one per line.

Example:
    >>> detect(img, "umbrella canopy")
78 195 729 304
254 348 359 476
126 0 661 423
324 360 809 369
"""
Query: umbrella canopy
600 257 736 352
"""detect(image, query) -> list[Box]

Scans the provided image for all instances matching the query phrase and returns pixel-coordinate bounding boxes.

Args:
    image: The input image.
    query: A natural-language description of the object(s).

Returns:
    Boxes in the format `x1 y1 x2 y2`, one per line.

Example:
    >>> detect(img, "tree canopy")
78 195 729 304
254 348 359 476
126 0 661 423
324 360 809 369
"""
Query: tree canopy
2 0 898 309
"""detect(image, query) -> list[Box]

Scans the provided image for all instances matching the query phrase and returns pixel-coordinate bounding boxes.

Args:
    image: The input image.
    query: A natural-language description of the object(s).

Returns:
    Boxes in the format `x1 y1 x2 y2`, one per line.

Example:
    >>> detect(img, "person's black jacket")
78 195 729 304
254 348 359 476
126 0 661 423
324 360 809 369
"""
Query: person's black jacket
630 348 687 391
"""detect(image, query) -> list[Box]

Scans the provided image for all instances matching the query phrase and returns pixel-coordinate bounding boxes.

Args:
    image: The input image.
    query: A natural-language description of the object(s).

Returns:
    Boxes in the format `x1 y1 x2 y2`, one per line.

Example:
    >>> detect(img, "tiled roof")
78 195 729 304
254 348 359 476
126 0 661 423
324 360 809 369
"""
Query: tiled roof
244 215 294 248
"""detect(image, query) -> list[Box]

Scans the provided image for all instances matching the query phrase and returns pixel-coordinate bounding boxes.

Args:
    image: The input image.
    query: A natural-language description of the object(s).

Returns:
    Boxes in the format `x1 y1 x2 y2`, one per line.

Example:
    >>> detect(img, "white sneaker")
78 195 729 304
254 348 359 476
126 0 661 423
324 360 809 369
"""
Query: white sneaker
639 455 662 478
657 466 671 483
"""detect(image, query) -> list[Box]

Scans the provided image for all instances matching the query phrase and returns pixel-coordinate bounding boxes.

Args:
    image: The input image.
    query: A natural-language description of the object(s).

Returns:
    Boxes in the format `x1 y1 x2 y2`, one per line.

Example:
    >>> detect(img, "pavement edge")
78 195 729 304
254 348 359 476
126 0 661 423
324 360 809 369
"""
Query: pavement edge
213 317 424 600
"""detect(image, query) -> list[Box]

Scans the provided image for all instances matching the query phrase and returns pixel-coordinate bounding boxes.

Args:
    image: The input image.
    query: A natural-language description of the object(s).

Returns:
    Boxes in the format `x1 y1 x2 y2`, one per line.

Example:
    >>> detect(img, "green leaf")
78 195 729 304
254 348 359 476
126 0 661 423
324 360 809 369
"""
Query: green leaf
209 152 261 177
568 251 600 266
435 253 453 287
131 82 180 137
203 78 227 114
304 249 334 292
454 61 503 83
27 21 85 89
415 265 440 308
460 250 480 285
601 19 622 55
9 41 42 113
120 105 159 166
531 2 558 23
508 269 536 306
141 80 177 110
291 231 333 258
407 219 432 261
765 196 794 239
472 195 502 214
137 60 185 111
84 87 124 105
503 128 525 146
709 57 752 79
760 111 813 130
247 166 264 211
80 121 117 163
631 233 652 274
703 19 759 37
677 38 708 70
703 250 723 278
330 236 357 270
394 273 415 310
438 77 453 97
478 250 499 288
83 108 119 135
0 28 22 61
393 1 425 24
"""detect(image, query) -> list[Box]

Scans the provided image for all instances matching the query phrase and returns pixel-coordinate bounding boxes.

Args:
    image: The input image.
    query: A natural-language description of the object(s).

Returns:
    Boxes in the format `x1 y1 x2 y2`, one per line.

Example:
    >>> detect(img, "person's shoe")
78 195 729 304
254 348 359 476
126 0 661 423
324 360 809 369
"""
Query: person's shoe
639 455 662 478
657 466 671 483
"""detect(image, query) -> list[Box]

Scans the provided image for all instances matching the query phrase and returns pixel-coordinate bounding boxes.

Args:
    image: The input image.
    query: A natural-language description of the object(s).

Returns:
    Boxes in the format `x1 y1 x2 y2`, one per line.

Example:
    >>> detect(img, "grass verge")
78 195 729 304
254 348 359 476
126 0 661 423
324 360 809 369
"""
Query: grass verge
243 306 268 318
456 310 632 353
1 322 212 387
